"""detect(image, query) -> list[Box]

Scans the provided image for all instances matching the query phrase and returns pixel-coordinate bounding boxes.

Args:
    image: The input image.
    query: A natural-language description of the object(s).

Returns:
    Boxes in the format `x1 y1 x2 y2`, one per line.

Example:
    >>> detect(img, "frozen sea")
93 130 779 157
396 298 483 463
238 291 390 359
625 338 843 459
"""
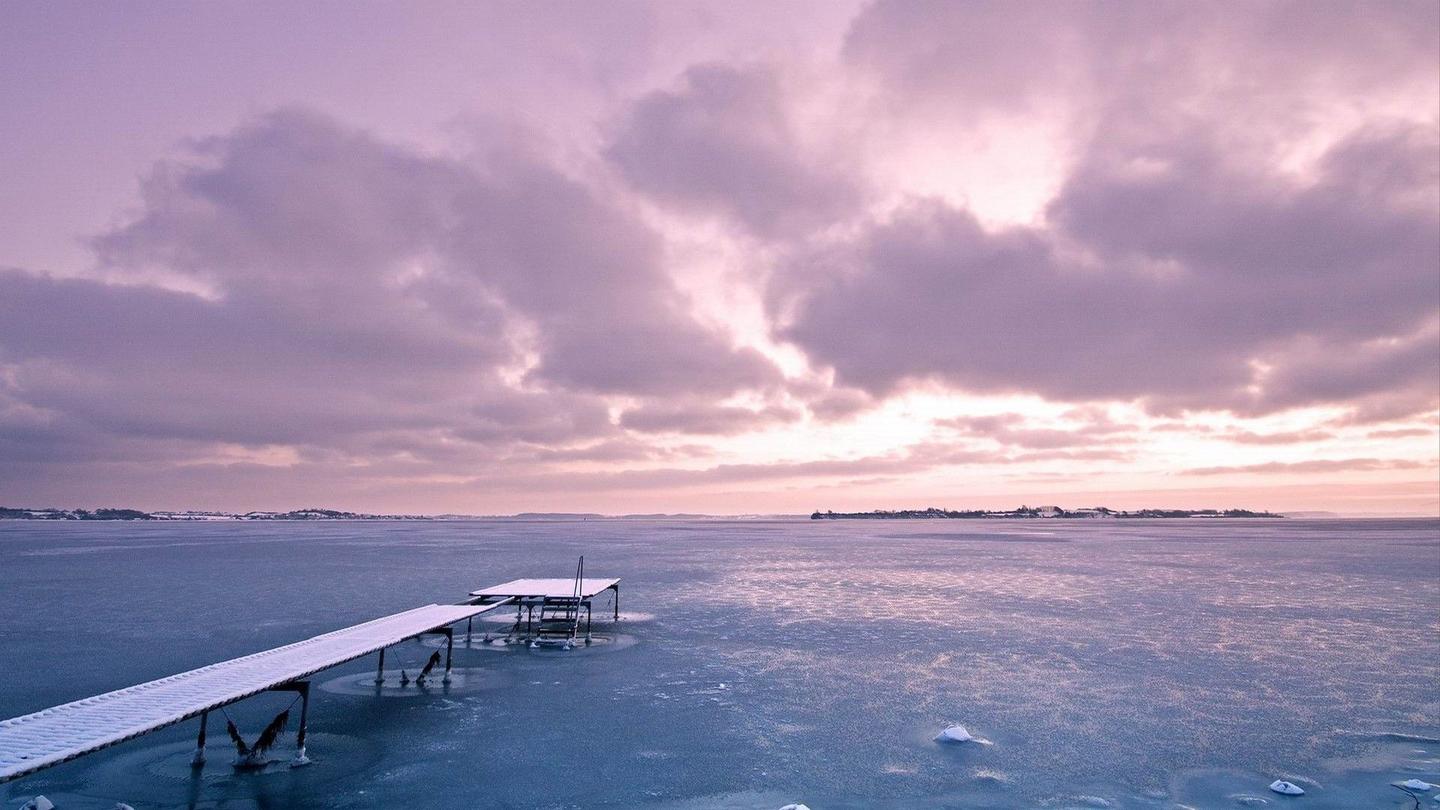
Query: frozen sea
1 518 1437 809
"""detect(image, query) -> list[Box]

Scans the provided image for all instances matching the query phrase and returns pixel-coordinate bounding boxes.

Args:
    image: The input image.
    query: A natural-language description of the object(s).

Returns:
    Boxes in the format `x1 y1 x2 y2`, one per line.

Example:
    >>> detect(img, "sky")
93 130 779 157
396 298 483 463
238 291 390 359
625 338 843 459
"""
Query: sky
0 0 1437 516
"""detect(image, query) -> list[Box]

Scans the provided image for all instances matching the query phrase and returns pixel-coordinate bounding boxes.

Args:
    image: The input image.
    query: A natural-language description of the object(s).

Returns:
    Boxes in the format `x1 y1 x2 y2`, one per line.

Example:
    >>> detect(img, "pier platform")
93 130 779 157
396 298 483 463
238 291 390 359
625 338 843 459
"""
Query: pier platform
469 577 620 602
470 577 620 644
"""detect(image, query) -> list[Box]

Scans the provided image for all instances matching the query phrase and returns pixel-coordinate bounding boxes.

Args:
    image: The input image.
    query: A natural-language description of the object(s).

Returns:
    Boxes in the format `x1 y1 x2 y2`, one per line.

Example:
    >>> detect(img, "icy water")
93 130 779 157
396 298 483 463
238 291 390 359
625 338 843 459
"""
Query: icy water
1 519 1437 809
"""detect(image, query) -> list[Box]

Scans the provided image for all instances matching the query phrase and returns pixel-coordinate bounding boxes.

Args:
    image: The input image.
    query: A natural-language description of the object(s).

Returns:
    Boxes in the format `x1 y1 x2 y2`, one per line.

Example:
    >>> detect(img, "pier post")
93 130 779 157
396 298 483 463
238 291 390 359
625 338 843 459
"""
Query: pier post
585 603 593 641
614 585 619 620
291 681 312 767
443 628 454 684
191 711 208 767
374 647 386 685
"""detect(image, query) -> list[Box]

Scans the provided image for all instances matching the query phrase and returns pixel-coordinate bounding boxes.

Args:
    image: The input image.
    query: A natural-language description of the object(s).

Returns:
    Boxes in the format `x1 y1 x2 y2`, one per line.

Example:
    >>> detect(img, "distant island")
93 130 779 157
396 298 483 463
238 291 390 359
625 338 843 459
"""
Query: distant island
0 506 780 521
811 506 1284 520
0 506 436 521
0 505 1289 522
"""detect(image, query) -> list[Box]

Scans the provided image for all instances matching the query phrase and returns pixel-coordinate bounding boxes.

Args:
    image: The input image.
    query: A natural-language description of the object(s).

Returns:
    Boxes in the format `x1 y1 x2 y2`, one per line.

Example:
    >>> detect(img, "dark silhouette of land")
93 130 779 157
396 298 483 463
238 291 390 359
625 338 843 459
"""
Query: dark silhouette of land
810 506 1283 520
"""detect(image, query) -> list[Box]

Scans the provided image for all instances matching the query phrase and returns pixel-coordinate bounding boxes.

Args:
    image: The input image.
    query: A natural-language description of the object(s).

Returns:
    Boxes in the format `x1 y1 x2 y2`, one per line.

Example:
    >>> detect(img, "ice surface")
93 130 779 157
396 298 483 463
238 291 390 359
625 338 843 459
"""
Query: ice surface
1 518 1437 808
1401 778 1435 790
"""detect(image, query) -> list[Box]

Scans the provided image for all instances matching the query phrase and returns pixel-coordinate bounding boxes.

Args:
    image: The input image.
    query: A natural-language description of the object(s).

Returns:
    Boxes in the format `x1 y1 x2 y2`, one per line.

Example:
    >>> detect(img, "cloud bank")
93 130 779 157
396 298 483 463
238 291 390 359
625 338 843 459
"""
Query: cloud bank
0 0 1435 512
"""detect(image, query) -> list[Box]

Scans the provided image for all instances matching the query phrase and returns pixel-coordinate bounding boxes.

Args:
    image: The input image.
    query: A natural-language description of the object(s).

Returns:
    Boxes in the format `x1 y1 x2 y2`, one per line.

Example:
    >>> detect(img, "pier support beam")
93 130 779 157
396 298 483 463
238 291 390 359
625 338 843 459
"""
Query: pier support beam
265 681 313 767
190 711 208 768
291 681 311 767
374 648 386 685
413 628 456 684
417 628 455 683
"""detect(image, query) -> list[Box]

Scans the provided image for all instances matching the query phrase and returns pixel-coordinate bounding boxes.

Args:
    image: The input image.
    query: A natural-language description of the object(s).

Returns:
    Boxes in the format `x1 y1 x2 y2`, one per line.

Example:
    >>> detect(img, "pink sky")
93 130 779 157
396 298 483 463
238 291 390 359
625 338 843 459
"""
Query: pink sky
0 1 1436 515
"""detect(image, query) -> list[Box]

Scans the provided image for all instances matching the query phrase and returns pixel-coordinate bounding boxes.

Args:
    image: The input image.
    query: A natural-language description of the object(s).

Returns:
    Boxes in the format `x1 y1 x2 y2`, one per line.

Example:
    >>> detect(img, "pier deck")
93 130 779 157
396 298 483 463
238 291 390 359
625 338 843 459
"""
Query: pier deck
469 577 620 601
0 601 510 783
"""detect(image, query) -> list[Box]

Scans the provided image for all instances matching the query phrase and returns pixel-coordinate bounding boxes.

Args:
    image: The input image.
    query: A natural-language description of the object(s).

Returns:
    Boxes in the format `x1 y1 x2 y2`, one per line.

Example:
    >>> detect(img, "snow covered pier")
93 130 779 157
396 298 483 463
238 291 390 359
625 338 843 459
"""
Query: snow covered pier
0 596 534 784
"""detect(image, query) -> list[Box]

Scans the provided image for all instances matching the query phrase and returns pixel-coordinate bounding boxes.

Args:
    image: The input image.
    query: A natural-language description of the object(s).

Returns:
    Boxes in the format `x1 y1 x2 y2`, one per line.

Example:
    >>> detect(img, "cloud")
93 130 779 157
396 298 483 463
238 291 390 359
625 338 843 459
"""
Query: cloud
774 118 1440 417
843 0 1439 124
1219 430 1337 446
606 63 862 238
762 0 1439 424
937 413 1134 450
619 400 802 435
842 0 1096 113
444 440 1128 494
1366 428 1435 440
3 2 1438 512
1182 458 1431 476
0 108 784 485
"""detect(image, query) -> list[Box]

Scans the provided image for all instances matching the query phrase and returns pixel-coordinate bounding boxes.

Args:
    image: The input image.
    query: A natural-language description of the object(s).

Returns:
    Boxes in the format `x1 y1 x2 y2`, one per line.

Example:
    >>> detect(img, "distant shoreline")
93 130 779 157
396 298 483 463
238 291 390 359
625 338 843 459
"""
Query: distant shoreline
0 507 794 522
5 506 1432 522
810 506 1284 520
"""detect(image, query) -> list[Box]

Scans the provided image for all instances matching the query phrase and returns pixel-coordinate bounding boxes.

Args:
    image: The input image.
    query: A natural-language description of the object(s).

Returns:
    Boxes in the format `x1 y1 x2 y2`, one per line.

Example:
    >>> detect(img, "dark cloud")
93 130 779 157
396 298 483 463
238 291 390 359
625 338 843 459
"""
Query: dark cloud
0 108 782 490
937 413 1134 450
619 400 802 435
606 63 862 238
438 148 780 396
843 0 1096 113
775 118 1440 417
510 438 706 464
761 0 1440 423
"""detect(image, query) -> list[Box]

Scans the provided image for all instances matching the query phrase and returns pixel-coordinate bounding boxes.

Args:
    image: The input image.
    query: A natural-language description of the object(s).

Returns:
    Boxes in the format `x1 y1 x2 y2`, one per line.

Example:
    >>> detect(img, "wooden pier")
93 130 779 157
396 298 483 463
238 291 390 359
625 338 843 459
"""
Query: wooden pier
0 571 620 786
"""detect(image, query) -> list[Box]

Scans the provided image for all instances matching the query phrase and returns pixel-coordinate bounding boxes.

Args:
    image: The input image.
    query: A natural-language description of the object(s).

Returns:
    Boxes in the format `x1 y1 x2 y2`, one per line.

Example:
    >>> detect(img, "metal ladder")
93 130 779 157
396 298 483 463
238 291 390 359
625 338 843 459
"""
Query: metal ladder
534 556 584 647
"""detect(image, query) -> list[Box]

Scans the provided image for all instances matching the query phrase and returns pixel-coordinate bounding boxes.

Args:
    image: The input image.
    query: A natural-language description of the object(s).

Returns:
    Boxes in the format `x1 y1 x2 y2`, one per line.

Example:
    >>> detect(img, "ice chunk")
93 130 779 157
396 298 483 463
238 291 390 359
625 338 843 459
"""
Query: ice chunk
21 798 55 810
1400 778 1435 791
1268 780 1305 796
934 725 976 743
779 805 811 810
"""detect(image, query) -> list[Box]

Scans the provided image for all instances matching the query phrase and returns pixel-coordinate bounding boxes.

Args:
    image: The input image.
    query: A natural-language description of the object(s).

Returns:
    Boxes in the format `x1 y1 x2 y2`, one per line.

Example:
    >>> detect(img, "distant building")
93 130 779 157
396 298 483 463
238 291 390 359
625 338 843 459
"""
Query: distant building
1036 505 1063 518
